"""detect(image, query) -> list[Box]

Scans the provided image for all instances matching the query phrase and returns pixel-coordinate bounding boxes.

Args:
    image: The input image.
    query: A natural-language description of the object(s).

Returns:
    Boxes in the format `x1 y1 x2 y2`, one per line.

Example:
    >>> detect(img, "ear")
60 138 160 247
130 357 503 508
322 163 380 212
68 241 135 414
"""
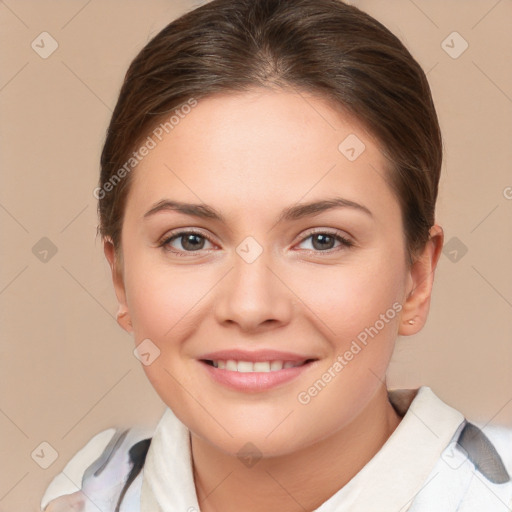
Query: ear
104 238 133 333
399 224 444 335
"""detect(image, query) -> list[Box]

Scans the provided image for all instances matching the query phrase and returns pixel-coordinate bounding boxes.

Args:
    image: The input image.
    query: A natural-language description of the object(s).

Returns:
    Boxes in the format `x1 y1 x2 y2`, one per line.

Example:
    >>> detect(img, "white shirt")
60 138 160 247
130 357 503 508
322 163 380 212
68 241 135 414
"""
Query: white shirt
41 386 512 511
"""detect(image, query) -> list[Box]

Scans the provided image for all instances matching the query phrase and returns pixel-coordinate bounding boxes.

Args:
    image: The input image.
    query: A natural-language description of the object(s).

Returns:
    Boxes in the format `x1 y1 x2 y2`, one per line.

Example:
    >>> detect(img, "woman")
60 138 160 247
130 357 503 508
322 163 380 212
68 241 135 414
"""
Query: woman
41 0 512 510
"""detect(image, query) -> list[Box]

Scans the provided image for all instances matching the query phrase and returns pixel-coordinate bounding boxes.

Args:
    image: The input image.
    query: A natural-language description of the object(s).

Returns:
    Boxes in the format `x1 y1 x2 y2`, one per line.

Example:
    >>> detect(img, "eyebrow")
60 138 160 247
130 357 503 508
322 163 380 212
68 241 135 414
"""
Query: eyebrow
143 197 373 223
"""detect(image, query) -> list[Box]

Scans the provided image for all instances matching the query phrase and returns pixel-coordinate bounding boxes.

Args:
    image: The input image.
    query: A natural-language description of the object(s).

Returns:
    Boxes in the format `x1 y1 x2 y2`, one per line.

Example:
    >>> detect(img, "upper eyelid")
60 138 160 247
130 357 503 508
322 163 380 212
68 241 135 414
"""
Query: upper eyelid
161 228 215 243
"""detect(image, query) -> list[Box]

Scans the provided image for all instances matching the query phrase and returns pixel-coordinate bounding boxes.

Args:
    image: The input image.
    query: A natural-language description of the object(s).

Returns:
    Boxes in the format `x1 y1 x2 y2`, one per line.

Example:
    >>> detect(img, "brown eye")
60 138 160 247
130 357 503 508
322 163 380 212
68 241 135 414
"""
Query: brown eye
176 233 206 251
159 230 215 256
297 231 354 253
311 233 336 250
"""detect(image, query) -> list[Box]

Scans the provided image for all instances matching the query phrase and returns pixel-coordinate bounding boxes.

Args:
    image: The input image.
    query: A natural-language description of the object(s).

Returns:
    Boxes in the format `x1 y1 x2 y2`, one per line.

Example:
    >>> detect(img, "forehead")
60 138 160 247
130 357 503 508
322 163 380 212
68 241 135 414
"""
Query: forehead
126 88 400 226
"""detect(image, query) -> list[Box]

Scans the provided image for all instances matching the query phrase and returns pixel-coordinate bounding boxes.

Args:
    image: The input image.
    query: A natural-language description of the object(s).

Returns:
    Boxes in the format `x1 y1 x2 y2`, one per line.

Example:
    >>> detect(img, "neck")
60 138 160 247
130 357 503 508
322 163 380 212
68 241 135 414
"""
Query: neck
191 383 402 512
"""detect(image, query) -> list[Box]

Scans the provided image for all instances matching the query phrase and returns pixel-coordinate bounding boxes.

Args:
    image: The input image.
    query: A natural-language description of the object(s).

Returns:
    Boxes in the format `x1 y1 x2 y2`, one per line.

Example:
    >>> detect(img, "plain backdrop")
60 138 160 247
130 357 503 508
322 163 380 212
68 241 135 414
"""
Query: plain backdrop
0 0 511 510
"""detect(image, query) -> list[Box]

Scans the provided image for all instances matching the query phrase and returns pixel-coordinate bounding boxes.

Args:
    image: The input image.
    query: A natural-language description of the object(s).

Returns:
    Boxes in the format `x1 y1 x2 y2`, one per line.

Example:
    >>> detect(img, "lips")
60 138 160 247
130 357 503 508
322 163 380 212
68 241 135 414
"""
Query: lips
198 349 318 392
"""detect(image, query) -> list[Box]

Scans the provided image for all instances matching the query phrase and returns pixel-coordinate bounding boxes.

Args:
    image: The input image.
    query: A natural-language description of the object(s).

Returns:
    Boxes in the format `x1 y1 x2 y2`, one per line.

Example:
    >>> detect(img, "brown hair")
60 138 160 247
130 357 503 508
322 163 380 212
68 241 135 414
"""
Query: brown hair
98 0 442 267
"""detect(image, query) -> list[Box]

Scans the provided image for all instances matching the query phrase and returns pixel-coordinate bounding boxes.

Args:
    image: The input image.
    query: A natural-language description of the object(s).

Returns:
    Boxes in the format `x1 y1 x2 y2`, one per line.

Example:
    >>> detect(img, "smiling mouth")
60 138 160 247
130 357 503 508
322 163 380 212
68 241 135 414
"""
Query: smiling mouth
201 359 316 372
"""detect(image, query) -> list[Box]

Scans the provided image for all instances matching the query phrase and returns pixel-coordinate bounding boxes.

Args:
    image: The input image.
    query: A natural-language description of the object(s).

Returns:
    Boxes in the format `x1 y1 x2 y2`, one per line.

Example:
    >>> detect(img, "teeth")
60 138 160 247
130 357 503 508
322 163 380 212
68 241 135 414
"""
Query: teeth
209 359 305 372
237 361 254 373
253 362 270 372
226 359 238 371
270 360 284 371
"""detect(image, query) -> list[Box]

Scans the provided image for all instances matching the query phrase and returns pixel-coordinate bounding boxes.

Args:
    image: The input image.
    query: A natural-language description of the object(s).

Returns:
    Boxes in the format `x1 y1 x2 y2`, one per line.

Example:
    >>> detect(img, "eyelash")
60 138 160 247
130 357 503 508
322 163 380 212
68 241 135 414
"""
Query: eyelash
158 229 354 257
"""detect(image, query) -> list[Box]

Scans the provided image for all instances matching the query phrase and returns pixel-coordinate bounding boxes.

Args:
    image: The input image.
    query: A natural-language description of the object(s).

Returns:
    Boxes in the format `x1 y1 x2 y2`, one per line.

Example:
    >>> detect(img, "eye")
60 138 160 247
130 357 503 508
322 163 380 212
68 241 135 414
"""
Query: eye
296 230 354 253
159 230 216 256
158 228 354 257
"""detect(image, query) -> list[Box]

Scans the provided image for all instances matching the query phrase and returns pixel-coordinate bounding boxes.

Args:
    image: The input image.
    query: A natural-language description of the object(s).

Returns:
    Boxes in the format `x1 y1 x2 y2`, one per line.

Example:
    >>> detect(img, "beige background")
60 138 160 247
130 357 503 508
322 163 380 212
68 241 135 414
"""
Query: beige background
0 0 511 510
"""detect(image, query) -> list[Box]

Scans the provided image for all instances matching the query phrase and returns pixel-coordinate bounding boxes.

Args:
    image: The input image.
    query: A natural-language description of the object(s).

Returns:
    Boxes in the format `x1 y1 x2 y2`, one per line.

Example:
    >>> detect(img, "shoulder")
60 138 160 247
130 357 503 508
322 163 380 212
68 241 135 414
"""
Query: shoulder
443 421 512 509
401 387 512 512
402 419 512 512
41 425 154 512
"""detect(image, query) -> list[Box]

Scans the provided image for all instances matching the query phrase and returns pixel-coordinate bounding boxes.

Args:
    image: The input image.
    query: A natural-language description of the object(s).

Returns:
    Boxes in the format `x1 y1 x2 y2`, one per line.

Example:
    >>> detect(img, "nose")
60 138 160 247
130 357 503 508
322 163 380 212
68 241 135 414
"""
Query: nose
213 247 294 333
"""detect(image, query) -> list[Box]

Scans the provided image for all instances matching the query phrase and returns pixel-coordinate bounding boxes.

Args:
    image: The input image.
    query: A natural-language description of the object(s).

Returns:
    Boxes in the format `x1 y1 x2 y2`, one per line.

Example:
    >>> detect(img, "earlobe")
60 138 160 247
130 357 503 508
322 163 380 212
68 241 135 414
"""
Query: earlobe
103 238 133 333
116 306 133 333
398 224 444 336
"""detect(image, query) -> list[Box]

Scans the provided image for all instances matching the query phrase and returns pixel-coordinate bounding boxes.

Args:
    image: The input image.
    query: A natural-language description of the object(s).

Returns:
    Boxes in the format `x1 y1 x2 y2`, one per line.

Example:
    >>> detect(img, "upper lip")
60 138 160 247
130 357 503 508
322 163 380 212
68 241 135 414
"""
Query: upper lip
199 349 317 363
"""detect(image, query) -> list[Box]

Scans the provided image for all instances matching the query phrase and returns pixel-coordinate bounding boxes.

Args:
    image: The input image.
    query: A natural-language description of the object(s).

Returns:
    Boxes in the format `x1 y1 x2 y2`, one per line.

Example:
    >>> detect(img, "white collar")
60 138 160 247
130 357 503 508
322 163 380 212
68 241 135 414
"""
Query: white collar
140 386 465 512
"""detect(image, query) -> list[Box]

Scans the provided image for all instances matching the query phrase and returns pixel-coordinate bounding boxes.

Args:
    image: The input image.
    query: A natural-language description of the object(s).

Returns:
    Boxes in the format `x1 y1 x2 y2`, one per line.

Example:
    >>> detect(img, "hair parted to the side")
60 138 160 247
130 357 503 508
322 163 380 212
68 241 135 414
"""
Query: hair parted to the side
98 0 442 268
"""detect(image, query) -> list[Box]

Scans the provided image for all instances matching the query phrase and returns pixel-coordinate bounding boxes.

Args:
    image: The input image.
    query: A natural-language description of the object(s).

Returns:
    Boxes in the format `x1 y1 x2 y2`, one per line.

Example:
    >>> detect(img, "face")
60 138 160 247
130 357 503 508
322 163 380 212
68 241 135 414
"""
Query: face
109 88 417 457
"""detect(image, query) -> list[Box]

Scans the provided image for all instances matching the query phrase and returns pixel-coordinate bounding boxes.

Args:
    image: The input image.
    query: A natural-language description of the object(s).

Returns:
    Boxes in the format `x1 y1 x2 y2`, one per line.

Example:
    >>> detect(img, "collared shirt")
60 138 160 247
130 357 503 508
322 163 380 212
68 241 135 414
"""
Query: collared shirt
41 386 512 511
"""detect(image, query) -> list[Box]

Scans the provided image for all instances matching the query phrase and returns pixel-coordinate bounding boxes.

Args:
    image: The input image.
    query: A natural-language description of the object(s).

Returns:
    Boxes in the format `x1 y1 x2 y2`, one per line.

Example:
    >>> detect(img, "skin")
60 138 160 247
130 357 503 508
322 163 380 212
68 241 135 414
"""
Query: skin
103 87 443 512
45 491 84 511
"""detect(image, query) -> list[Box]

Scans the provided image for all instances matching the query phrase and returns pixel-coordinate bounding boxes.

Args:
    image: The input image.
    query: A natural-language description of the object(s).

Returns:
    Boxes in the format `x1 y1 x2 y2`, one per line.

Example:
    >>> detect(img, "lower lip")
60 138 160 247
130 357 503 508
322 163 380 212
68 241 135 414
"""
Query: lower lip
199 360 315 392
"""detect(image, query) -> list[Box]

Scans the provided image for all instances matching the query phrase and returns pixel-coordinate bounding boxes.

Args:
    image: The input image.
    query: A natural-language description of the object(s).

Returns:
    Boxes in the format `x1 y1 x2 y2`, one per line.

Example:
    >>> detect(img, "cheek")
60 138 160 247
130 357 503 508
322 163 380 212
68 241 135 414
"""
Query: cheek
291 251 405 342
121 255 221 402
122 258 207 408
124 253 207 340
288 262 404 442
